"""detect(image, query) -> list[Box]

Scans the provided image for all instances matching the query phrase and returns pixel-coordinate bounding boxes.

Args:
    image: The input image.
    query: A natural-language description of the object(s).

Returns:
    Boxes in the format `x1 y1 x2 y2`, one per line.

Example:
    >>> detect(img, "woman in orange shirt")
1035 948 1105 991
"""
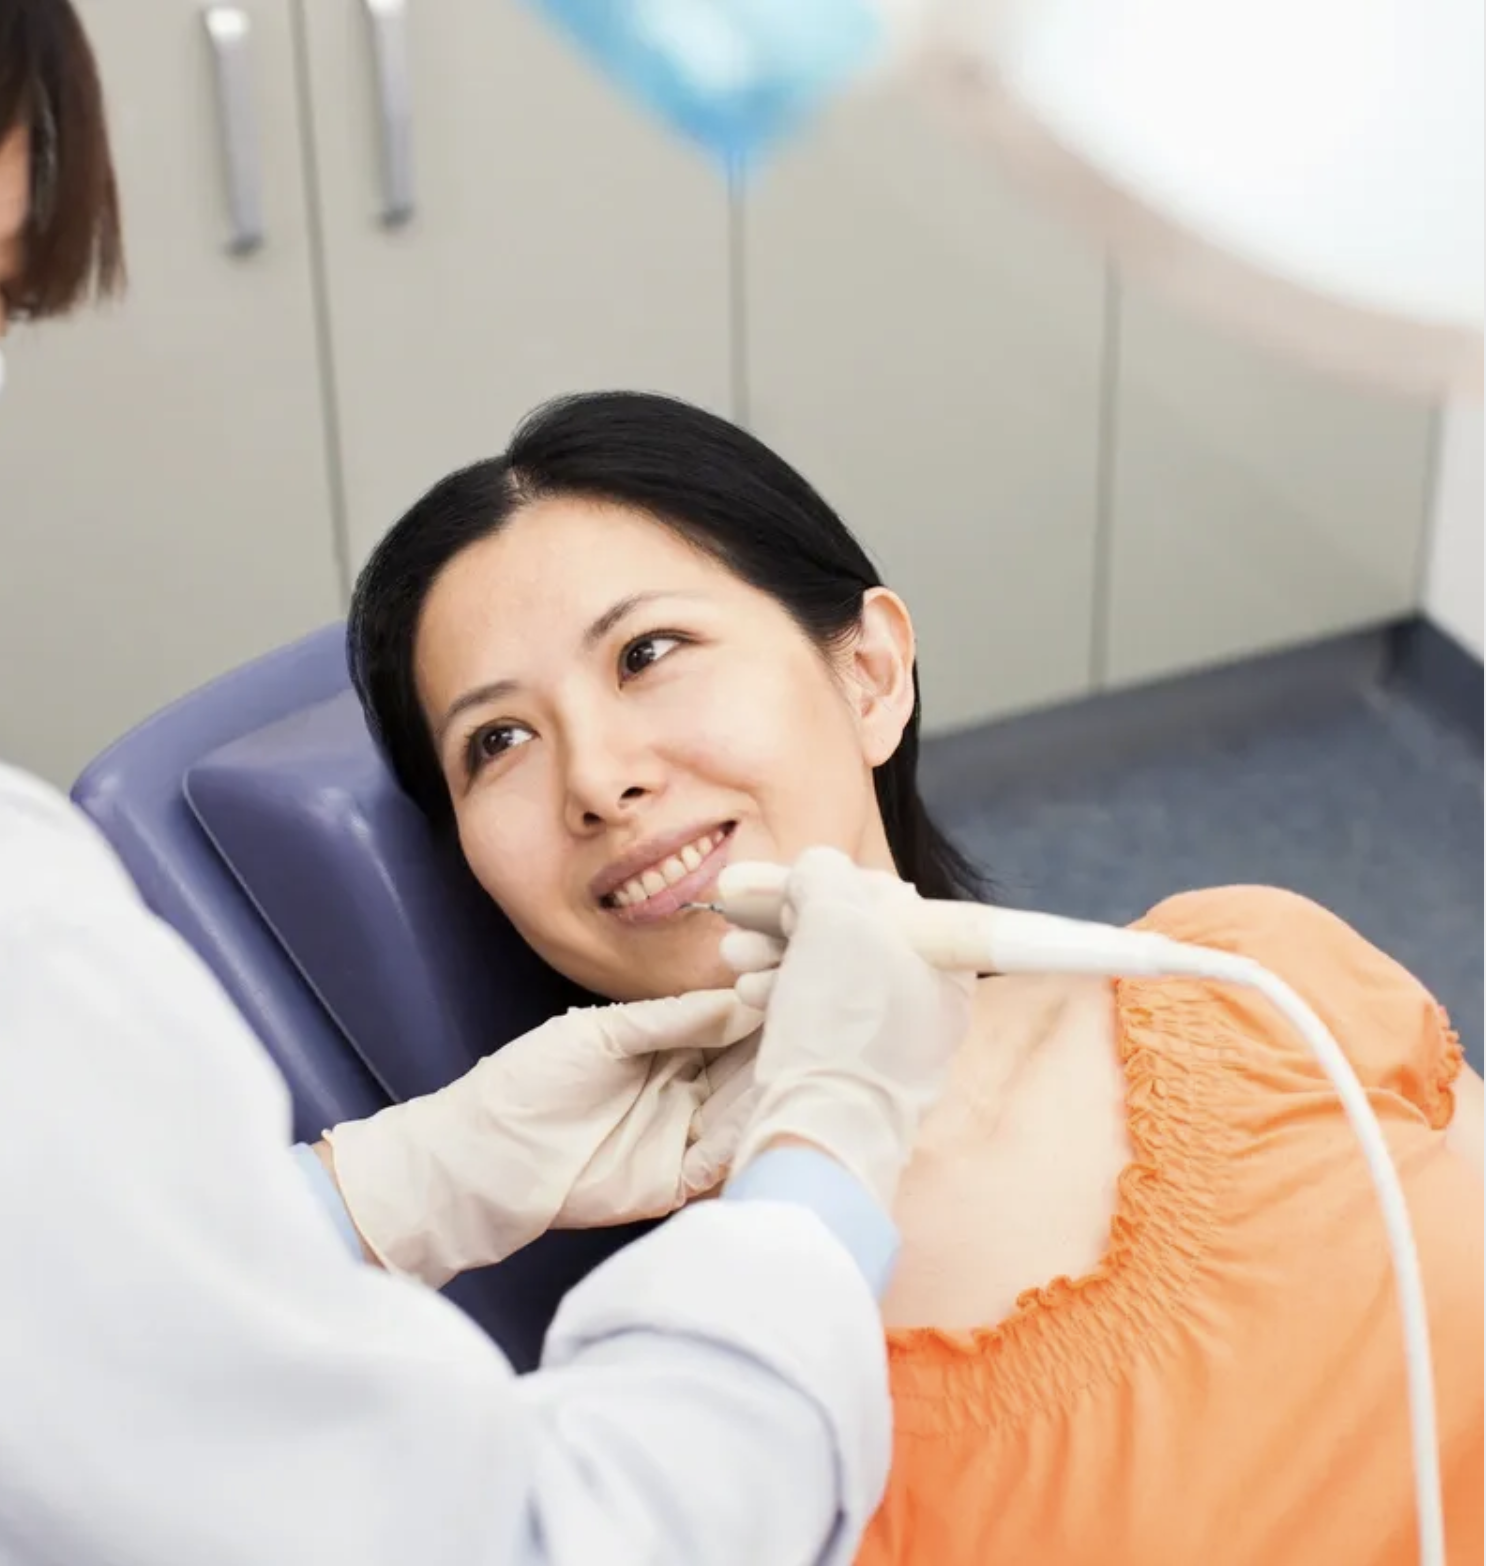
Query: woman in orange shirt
350 389 1483 1566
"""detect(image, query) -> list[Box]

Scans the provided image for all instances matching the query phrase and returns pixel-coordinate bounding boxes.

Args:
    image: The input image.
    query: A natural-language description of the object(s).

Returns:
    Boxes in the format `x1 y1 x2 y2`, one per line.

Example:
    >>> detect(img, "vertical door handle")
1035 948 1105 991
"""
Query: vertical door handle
202 5 265 255
363 0 415 226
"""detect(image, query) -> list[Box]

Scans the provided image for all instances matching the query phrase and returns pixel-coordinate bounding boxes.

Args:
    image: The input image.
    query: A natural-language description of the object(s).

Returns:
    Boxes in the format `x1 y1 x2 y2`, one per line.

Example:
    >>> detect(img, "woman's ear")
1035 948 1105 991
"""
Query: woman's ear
846 587 917 768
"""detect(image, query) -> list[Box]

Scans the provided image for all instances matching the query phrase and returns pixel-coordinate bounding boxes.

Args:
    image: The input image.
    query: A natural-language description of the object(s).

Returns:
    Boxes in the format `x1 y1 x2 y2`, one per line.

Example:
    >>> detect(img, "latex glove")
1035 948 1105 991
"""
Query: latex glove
717 848 973 1210
323 990 761 1287
680 1026 762 1198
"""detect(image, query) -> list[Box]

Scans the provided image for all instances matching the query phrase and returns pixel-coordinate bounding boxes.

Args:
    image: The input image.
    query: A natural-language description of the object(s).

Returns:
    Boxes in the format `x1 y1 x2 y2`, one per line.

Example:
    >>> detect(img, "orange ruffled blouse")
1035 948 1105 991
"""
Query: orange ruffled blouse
861 887 1483 1566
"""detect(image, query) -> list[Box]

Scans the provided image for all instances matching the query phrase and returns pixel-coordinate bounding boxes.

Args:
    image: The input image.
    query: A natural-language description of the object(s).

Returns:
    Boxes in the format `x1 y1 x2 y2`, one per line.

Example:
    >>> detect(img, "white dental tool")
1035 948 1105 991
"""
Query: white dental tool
689 860 1446 1566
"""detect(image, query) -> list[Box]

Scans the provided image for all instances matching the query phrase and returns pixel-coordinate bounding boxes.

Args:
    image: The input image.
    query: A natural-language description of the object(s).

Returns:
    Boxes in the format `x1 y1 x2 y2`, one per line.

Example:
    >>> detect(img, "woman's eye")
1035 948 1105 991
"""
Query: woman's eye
466 723 531 775
620 634 684 679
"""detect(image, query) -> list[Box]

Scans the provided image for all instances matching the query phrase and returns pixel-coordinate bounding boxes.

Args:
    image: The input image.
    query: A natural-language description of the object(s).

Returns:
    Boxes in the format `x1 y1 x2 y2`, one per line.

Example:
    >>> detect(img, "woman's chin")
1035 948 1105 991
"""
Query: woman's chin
545 915 741 1004
594 944 739 1003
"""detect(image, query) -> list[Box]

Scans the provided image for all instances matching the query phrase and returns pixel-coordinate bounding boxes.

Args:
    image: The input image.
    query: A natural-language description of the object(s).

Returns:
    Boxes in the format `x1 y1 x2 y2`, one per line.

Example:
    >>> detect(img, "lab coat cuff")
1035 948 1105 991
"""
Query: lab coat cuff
723 1146 900 1298
291 1142 366 1263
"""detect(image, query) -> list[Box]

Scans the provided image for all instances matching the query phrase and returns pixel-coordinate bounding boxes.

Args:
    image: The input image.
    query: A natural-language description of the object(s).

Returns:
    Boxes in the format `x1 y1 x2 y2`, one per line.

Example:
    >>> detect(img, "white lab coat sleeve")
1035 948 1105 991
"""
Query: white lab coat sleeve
0 765 891 1566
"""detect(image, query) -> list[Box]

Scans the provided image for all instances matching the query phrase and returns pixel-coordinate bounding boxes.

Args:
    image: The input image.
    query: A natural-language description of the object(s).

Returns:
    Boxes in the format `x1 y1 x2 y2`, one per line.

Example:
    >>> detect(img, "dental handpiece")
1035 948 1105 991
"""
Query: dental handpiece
688 861 1211 979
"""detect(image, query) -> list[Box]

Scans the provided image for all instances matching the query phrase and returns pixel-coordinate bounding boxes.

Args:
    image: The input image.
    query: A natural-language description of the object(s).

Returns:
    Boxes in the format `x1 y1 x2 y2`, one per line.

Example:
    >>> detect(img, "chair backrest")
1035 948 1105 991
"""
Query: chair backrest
71 624 644 1369
71 625 384 1137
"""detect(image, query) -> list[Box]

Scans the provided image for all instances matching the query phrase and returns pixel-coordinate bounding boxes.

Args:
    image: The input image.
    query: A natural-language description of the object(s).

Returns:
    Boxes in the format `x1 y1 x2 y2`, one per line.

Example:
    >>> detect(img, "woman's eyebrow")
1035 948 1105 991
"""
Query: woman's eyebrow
581 590 693 647
436 678 519 751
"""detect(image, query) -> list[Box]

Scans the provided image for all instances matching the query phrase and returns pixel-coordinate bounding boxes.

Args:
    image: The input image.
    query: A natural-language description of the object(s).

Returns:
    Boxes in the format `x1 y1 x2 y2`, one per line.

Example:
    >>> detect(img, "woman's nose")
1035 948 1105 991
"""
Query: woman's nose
560 725 664 831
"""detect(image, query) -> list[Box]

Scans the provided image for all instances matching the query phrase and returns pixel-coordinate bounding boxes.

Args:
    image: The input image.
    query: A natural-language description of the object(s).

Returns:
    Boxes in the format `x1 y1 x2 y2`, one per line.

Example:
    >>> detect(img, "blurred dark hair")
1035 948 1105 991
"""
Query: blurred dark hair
348 390 988 903
0 0 124 318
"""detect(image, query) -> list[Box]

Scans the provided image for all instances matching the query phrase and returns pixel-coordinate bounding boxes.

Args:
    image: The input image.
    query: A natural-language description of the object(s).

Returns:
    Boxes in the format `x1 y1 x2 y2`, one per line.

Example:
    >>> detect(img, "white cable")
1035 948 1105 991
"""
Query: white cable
1185 947 1443 1566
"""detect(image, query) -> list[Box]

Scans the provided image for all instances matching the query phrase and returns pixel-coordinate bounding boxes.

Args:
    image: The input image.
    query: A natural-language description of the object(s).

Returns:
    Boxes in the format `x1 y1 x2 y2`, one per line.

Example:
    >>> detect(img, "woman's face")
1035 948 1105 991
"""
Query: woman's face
0 125 30 338
413 496 915 1000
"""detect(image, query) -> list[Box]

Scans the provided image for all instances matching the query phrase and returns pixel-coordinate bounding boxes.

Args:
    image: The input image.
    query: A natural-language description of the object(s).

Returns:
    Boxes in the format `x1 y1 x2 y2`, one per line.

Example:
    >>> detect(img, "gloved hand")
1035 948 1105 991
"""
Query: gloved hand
710 847 973 1211
322 990 761 1287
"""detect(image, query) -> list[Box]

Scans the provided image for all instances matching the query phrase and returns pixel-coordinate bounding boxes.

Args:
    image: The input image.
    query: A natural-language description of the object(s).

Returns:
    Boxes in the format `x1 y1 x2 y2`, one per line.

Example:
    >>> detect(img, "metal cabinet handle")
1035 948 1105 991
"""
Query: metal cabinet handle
363 0 415 226
202 5 265 255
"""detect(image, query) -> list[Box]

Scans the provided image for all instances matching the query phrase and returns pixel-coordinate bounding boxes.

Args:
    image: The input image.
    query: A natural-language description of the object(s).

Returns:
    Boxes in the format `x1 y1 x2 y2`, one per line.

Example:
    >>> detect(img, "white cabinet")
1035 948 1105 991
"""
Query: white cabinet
296 0 733 570
742 90 1106 733
0 0 341 785
1103 283 1436 687
0 2 1453 788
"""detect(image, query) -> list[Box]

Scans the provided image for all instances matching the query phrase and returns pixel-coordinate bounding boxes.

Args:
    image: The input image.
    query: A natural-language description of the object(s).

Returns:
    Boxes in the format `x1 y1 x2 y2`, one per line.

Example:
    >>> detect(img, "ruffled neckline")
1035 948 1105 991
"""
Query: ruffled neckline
884 970 1241 1435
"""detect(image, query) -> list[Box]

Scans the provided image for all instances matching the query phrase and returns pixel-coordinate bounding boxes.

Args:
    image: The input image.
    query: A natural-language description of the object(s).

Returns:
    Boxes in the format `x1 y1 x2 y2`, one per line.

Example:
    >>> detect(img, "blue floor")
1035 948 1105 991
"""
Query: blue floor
941 687 1483 1072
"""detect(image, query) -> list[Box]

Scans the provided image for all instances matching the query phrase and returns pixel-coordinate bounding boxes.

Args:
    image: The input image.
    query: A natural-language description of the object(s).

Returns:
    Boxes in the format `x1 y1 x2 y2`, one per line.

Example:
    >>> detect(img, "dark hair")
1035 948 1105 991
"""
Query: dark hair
348 390 987 903
0 0 124 318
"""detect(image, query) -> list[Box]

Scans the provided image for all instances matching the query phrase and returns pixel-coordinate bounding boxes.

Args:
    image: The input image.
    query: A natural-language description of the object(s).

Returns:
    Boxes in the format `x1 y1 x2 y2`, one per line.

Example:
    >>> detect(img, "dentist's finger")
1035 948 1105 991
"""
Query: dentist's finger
682 1085 761 1199
787 849 920 914
592 989 764 1057
735 967 779 1011
700 1029 760 1098
719 928 787 974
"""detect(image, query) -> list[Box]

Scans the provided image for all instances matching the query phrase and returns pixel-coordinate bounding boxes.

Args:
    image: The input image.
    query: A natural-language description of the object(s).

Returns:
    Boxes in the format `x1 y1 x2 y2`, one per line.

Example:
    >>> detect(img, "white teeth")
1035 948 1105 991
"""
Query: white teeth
606 828 730 909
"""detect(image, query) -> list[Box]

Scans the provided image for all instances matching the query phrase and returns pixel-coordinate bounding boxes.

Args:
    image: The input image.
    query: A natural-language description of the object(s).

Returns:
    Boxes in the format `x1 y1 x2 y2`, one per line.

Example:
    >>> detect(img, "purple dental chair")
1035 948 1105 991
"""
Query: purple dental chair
71 623 648 1372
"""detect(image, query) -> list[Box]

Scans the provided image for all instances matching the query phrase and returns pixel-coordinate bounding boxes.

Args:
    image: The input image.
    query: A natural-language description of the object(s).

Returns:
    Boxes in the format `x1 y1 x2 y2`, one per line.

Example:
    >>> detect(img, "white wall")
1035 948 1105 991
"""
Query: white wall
1424 400 1485 657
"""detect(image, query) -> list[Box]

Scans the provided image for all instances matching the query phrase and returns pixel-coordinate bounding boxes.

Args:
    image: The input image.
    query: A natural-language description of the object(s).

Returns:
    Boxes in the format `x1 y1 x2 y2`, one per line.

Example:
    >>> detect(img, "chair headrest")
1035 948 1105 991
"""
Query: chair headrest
185 690 586 1108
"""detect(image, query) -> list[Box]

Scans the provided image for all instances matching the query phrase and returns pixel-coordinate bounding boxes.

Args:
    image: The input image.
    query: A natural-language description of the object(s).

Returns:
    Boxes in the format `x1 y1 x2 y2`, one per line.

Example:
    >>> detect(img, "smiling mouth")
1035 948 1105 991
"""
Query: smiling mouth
600 823 737 924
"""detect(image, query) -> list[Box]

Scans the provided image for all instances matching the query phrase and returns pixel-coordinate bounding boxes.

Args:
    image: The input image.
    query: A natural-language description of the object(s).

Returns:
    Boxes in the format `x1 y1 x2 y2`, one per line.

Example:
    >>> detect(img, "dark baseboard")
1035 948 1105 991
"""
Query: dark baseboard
920 618 1480 819
1387 618 1484 748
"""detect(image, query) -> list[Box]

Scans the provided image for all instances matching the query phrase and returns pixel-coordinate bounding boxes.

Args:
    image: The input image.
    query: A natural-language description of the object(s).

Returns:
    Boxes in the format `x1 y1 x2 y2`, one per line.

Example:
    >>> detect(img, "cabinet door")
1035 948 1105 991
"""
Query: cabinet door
297 0 733 571
1104 283 1436 687
743 91 1106 734
0 0 341 786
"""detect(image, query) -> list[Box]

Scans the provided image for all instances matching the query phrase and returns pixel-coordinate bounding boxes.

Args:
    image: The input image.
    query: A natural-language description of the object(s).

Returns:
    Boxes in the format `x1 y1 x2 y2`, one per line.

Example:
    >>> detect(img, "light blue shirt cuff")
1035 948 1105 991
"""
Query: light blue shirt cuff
723 1147 900 1298
291 1142 365 1263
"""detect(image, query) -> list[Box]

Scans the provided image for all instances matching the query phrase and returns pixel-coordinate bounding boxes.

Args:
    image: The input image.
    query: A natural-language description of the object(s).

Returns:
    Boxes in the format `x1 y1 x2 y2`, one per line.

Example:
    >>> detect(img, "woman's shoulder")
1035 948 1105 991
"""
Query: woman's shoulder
1136 883 1363 949
1133 885 1463 1127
